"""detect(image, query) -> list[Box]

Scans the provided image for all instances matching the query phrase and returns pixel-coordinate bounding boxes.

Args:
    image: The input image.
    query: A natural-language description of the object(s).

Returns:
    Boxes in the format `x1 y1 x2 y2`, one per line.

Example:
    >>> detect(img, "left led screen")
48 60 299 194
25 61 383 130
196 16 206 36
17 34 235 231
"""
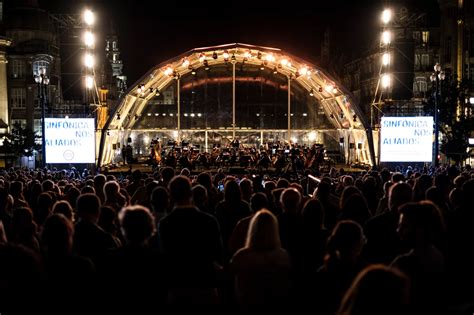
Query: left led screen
45 118 95 164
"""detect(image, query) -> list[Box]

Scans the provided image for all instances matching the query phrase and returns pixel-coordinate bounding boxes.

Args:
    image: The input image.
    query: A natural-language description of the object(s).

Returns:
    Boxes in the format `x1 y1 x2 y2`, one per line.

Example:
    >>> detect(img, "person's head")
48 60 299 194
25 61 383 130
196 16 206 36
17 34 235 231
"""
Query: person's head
250 192 268 213
280 187 301 213
326 220 364 264
192 184 208 208
276 178 289 189
343 175 354 187
397 201 445 247
94 174 107 190
42 179 54 192
81 186 95 194
150 186 169 214
119 205 155 244
196 172 212 190
98 206 117 235
224 180 242 202
52 200 74 221
180 168 190 177
10 181 24 197
76 193 101 224
302 198 325 229
339 186 362 210
161 167 175 185
41 214 74 255
36 192 54 225
104 181 121 200
337 265 410 315
388 182 413 212
245 209 281 251
239 178 253 198
168 175 192 206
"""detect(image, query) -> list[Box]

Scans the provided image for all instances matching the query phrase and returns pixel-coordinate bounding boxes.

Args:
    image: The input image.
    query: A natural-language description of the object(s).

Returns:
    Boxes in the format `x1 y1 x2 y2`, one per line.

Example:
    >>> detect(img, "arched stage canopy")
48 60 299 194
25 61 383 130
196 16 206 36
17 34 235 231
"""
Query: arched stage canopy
98 43 375 166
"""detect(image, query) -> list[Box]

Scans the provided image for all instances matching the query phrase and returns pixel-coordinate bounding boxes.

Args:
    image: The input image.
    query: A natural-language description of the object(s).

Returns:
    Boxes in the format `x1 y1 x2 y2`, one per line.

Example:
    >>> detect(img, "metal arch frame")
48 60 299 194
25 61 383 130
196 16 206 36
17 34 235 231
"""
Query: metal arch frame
98 43 375 166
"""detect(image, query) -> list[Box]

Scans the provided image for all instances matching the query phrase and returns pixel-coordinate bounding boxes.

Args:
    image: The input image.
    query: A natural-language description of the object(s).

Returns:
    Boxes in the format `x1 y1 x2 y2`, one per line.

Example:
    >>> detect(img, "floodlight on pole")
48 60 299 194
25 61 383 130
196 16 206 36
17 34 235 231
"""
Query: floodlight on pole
83 9 95 26
381 9 392 24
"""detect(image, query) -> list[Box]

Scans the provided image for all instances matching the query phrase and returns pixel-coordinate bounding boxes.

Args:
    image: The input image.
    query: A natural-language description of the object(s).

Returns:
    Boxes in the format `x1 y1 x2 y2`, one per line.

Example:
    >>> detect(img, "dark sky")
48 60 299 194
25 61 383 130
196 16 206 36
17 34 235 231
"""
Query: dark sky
34 0 439 86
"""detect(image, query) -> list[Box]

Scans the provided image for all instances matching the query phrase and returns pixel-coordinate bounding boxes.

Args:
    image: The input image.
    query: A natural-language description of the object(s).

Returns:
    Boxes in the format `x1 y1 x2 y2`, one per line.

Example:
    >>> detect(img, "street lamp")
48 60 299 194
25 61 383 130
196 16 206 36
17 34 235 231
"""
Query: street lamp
430 62 446 167
34 67 50 168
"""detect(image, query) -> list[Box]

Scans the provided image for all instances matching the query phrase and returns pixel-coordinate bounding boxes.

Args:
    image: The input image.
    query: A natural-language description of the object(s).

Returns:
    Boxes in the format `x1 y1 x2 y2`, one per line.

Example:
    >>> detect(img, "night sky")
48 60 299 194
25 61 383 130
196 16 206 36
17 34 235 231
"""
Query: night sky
28 0 440 86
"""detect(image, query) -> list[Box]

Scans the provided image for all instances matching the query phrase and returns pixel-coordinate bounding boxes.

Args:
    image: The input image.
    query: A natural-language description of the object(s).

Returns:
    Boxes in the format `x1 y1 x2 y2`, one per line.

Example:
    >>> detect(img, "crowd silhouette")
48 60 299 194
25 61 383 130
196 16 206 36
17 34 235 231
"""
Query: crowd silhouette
0 163 472 314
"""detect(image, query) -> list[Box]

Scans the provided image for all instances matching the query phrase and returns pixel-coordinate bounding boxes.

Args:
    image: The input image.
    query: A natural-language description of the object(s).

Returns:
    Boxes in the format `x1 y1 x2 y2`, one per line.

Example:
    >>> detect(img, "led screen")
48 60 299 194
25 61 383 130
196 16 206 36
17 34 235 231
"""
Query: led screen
380 116 433 162
45 118 95 164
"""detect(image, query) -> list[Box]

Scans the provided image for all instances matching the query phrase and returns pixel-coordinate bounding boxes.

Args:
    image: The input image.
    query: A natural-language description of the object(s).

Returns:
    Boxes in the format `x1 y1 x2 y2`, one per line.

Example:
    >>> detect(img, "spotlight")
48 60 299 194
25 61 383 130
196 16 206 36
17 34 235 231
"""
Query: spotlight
243 50 251 61
340 112 344 119
353 115 357 122
273 67 278 74
257 51 262 59
231 54 236 62
199 53 206 63
212 51 218 59
182 58 190 68
204 60 209 70
191 69 196 75
309 89 314 96
260 63 265 70
164 67 174 76
318 86 323 93
116 114 121 120
223 50 229 60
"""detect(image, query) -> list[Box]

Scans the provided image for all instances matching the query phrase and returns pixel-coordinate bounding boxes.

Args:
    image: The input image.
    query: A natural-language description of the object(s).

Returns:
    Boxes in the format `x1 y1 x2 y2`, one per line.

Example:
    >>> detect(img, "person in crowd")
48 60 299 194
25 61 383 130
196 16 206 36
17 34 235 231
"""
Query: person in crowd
157 175 223 304
230 209 291 309
74 193 118 263
336 265 410 315
317 220 367 315
52 200 74 222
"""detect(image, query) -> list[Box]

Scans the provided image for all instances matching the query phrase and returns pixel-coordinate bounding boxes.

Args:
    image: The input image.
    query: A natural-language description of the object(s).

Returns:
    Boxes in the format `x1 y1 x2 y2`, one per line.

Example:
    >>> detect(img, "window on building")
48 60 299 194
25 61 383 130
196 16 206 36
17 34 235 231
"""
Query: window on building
413 31 421 43
32 60 49 76
10 59 25 78
422 31 430 46
413 77 427 93
11 119 27 129
415 54 421 70
10 88 26 108
421 54 430 69
34 119 42 136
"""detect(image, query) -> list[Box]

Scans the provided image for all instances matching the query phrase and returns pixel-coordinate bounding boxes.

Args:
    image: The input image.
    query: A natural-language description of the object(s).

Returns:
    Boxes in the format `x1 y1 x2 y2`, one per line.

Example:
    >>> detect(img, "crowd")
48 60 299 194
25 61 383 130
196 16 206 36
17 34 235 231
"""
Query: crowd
0 163 473 314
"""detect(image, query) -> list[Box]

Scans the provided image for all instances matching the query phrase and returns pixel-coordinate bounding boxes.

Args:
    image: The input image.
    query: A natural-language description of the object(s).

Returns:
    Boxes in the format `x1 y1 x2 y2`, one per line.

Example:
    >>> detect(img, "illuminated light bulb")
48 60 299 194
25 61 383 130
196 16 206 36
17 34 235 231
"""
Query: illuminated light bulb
164 67 174 76
381 9 392 24
182 58 190 68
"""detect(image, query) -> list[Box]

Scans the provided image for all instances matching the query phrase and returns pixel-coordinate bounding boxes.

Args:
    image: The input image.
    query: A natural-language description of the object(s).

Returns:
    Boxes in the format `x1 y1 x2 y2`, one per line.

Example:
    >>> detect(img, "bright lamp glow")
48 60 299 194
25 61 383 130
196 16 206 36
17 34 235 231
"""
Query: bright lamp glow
83 9 95 26
182 58 190 68
223 51 229 60
265 53 275 62
382 31 391 44
470 97 474 104
325 84 334 93
280 59 289 66
382 52 390 65
308 131 317 142
85 75 94 89
381 9 392 24
83 31 95 47
298 66 308 76
291 137 297 144
164 67 174 76
83 53 95 68
381 73 391 88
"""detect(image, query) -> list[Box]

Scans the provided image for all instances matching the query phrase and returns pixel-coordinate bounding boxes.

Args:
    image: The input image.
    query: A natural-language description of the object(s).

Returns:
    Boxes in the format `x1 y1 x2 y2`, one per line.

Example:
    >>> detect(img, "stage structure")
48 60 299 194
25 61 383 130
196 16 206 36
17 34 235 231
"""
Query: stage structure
98 43 375 166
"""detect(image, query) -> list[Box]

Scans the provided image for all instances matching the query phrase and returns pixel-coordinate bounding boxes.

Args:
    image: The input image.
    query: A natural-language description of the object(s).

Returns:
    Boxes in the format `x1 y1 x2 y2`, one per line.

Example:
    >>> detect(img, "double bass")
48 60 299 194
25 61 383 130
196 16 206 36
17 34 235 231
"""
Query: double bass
151 139 161 164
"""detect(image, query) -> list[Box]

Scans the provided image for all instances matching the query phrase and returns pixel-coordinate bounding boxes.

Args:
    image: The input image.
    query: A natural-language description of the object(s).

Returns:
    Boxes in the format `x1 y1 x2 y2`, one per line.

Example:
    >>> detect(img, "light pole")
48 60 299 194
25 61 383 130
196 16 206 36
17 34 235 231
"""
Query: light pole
34 67 49 168
430 63 445 167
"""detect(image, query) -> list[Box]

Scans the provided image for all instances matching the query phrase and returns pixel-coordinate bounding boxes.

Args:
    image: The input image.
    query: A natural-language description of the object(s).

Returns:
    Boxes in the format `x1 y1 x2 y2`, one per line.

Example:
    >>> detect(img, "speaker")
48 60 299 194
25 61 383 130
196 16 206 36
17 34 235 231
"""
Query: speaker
112 144 117 150
127 137 132 143
357 143 363 149
349 143 355 149
339 137 344 143
392 38 415 100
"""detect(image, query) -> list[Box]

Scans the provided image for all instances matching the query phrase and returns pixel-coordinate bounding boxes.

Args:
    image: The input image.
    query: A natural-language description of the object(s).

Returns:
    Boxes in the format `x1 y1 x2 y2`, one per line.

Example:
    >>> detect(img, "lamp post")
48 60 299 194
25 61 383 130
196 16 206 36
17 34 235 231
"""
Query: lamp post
430 63 445 167
34 67 49 168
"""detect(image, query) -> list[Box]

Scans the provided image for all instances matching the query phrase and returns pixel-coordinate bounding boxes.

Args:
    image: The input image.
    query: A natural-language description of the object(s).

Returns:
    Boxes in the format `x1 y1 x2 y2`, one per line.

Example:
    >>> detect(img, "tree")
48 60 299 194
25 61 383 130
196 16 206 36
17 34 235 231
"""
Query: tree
8 123 41 158
425 73 474 164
